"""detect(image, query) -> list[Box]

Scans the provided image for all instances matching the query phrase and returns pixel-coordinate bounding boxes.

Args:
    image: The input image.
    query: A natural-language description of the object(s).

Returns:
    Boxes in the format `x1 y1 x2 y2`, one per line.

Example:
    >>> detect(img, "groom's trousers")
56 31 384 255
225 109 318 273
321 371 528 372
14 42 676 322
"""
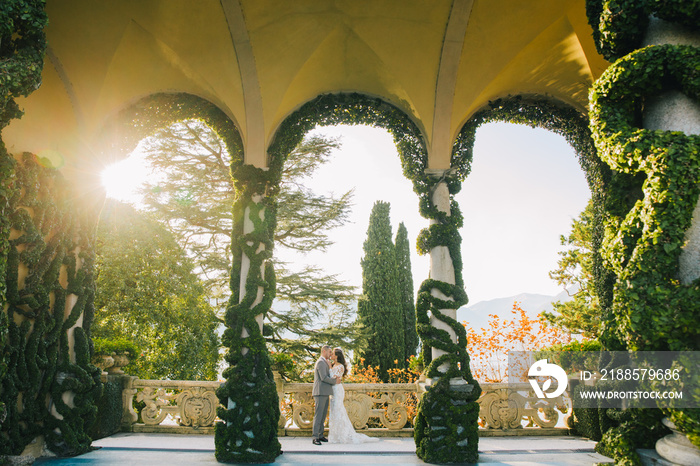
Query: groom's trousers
312 395 329 439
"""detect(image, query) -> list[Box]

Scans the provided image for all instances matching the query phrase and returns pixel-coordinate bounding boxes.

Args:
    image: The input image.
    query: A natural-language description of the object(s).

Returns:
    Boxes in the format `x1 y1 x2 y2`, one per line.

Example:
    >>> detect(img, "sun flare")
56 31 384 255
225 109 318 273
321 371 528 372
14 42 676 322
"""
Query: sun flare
100 153 150 202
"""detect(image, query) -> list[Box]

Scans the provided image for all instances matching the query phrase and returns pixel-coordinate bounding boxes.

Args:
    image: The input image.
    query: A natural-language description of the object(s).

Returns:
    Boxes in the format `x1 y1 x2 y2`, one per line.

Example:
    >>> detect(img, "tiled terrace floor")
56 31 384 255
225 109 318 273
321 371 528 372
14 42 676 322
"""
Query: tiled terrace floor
34 433 614 465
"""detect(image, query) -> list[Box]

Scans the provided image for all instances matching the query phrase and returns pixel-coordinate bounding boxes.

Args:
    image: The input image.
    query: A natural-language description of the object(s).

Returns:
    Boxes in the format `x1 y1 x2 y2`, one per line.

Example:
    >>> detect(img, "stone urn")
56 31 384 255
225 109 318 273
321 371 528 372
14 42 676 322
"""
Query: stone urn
107 353 130 374
656 418 700 465
92 354 115 375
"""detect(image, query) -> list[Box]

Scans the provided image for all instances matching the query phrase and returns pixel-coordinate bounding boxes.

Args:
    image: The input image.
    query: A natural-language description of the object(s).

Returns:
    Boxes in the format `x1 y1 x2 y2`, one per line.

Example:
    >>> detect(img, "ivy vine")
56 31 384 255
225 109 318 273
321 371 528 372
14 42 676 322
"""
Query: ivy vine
586 1 700 463
104 92 281 463
585 0 700 62
265 92 481 463
1 153 101 457
432 95 608 462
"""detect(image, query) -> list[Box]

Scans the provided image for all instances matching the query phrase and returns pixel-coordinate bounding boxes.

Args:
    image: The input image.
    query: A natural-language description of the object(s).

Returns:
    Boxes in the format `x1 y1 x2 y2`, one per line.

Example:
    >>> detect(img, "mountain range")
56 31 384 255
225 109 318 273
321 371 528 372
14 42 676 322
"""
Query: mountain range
457 289 573 332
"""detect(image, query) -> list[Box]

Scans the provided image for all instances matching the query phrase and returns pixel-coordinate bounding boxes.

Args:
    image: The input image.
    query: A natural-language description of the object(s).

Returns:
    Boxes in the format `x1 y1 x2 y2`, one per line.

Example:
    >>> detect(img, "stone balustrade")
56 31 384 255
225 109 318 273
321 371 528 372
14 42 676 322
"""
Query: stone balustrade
120 375 571 436
122 378 221 434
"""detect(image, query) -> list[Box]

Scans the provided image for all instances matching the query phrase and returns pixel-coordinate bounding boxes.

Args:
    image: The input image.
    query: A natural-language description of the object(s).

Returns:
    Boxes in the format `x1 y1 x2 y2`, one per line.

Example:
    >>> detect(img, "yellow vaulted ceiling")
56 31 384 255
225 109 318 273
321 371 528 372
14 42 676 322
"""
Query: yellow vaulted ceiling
3 0 608 179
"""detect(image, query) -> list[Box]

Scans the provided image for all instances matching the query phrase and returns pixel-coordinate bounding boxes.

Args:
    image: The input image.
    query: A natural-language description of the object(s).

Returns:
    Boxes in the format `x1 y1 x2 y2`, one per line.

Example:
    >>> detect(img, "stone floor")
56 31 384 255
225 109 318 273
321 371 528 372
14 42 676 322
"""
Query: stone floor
33 433 614 465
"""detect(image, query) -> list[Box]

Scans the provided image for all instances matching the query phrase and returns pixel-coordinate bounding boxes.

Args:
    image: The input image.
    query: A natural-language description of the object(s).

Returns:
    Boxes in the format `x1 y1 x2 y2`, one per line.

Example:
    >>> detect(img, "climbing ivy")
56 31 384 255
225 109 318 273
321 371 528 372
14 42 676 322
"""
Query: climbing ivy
1 153 101 457
215 184 282 463
586 1 700 463
265 92 482 463
105 93 280 463
585 0 700 62
431 95 606 463
590 44 700 351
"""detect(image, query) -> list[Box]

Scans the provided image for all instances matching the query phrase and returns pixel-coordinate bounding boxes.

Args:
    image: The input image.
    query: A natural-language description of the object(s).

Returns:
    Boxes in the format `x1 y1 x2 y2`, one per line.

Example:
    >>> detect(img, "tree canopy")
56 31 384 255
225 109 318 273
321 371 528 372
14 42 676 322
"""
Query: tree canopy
136 121 360 379
543 200 600 338
93 200 220 380
357 201 405 379
395 222 419 363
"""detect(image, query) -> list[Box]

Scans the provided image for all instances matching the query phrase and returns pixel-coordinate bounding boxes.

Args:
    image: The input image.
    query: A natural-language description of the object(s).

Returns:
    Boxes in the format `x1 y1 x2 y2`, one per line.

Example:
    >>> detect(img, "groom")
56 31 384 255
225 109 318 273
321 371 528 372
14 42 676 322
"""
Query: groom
311 345 337 445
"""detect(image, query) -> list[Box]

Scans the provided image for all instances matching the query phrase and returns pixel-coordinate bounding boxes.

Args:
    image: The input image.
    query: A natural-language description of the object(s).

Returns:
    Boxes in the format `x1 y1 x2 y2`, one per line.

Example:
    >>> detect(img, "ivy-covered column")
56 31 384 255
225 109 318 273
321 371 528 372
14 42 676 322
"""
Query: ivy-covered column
414 171 481 464
586 1 700 463
425 181 457 369
215 168 281 463
1 154 101 457
640 13 700 466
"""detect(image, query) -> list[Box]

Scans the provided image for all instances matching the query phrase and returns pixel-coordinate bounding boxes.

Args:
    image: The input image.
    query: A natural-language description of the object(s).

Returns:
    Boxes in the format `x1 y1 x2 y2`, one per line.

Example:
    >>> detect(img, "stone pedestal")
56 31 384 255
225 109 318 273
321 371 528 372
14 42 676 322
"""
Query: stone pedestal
655 419 700 466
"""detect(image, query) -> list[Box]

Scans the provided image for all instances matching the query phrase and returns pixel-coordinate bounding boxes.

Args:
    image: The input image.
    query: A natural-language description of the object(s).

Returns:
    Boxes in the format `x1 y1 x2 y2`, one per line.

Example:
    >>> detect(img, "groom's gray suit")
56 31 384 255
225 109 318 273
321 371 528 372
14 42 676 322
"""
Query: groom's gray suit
312 356 337 440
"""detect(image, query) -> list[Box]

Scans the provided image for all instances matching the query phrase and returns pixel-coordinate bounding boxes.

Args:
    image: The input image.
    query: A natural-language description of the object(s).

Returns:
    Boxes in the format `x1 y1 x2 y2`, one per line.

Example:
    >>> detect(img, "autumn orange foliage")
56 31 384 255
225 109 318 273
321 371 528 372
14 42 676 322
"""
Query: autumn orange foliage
463 301 571 383
344 358 421 426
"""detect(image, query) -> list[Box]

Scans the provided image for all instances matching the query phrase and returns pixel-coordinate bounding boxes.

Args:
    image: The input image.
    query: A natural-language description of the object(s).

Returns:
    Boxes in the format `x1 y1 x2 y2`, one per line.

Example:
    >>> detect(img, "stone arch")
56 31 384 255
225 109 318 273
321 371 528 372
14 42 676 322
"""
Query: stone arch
265 92 429 192
98 92 244 168
451 95 601 192
451 94 617 343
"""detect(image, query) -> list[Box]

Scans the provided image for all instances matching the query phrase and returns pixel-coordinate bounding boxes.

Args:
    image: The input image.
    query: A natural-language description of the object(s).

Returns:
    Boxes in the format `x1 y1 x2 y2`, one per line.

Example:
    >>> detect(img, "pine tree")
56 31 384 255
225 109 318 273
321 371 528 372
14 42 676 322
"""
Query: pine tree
357 201 404 380
542 200 600 338
135 121 360 377
395 222 419 365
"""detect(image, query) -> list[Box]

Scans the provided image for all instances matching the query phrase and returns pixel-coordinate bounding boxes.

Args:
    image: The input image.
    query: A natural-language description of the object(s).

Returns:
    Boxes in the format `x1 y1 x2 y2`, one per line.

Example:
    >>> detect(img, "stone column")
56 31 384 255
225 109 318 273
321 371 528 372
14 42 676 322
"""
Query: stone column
641 16 700 465
237 193 266 353
216 177 281 463
428 181 457 373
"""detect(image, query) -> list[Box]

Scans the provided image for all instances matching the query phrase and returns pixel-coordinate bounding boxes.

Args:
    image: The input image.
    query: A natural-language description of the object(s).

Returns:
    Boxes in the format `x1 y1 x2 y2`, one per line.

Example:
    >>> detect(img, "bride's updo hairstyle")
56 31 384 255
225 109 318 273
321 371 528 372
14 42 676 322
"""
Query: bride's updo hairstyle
333 347 349 378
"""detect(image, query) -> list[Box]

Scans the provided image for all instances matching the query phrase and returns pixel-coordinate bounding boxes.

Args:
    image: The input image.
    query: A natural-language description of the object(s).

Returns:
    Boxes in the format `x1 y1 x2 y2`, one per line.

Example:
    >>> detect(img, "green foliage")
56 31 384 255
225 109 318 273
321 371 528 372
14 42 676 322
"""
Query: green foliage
91 338 139 360
109 92 282 462
668 409 700 448
0 0 48 436
216 186 281 463
395 222 419 363
93 201 220 381
90 379 125 441
0 2 97 455
585 3 700 462
414 94 604 463
585 0 700 62
543 201 602 337
595 409 668 466
585 0 648 62
589 44 700 352
0 311 7 426
357 201 405 379
1 154 101 456
136 118 358 379
0 0 48 117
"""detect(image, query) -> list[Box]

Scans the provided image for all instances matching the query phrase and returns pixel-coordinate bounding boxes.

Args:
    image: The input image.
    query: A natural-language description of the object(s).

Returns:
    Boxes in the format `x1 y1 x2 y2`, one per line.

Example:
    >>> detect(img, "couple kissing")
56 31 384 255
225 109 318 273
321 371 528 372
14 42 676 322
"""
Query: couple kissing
311 345 379 445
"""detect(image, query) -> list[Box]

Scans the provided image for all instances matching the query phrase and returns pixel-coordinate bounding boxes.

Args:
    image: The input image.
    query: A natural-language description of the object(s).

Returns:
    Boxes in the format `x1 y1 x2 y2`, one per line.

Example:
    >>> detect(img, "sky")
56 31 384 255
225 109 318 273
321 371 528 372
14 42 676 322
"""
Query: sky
101 121 591 306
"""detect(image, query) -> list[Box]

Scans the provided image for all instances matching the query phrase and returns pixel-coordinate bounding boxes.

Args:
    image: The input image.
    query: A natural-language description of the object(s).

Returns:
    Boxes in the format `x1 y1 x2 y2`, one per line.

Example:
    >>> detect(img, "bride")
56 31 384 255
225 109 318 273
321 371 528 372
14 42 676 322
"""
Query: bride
328 347 379 444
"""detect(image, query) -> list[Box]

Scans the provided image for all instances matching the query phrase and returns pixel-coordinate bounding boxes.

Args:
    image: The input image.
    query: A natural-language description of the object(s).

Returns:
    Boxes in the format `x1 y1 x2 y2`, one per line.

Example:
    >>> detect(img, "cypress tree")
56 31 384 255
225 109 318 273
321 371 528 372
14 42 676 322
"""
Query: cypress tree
395 222 419 365
357 201 404 380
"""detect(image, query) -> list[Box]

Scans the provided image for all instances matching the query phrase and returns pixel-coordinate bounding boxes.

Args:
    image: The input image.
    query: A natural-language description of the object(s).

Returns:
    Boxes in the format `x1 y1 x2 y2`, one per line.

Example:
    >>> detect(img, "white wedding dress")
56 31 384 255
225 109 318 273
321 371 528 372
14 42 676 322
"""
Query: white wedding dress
328 364 378 444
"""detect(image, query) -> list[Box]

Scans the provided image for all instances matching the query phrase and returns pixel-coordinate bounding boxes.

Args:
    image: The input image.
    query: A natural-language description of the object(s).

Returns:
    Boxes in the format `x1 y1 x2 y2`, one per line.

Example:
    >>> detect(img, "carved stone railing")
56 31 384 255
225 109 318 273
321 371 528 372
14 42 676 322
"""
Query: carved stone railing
276 379 416 434
120 375 571 436
122 378 220 433
476 383 571 435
